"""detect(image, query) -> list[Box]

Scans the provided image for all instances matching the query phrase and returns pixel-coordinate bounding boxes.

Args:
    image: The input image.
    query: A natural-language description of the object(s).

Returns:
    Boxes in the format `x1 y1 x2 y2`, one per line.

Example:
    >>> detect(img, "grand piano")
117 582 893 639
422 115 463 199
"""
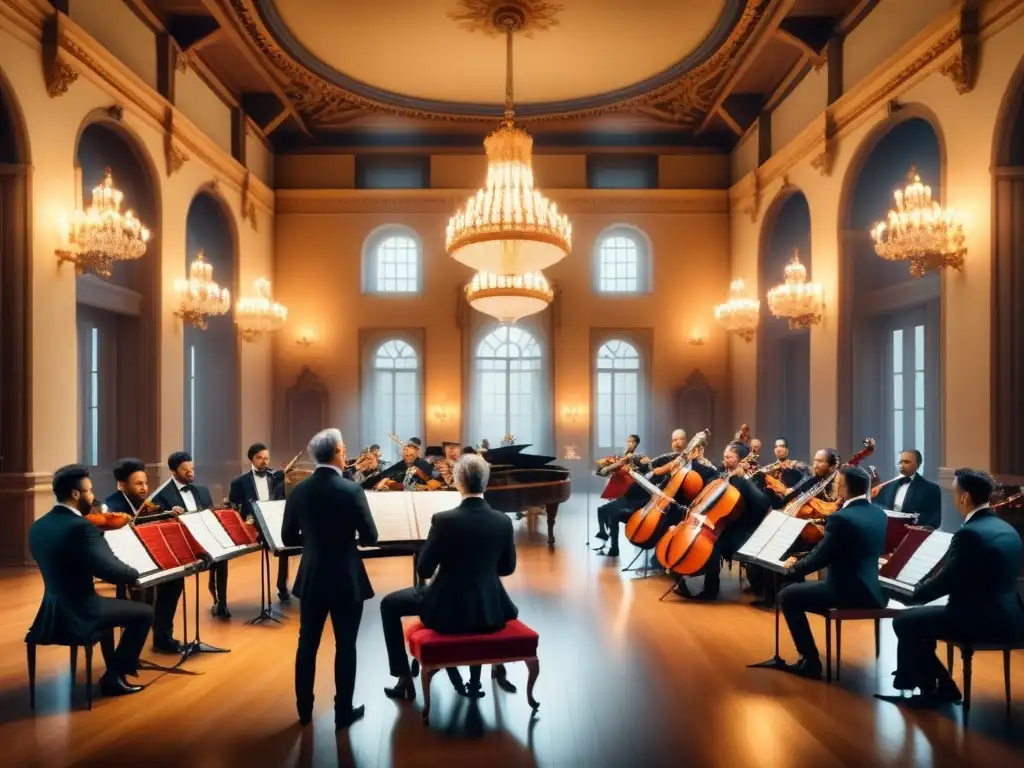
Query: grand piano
478 444 572 546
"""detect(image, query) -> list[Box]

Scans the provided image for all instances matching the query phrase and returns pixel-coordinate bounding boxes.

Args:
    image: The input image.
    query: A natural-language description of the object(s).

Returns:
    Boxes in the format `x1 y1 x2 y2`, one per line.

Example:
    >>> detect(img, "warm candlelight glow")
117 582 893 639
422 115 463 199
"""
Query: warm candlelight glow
766 250 823 330
465 270 554 324
235 277 287 343
714 279 760 342
173 251 231 329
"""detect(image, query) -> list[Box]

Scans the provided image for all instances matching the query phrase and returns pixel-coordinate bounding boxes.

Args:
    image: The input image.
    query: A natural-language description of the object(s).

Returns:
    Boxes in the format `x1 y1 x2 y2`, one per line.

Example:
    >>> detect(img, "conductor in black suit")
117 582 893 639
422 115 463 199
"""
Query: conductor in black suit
283 428 378 730
380 452 519 701
778 466 888 679
873 449 943 529
882 468 1024 707
229 442 289 600
28 465 153 696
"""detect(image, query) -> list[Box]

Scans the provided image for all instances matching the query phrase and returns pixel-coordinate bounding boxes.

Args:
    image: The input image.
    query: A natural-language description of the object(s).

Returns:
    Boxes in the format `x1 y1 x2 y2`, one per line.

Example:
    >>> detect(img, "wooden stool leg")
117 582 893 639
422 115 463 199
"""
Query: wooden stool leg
27 643 36 711
1004 649 1011 710
825 616 832 684
85 645 94 711
874 618 880 659
962 649 973 719
525 658 540 710
69 645 78 706
421 668 436 726
836 620 843 682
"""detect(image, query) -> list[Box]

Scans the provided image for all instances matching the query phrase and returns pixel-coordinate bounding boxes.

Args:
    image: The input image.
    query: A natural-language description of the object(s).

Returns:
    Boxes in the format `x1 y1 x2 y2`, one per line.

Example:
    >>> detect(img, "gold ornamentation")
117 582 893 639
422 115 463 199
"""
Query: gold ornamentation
174 251 231 330
46 57 78 98
810 142 834 176
766 250 823 329
447 1 564 37
165 140 189 176
939 52 973 95
241 172 258 231
176 50 189 74
236 278 287 343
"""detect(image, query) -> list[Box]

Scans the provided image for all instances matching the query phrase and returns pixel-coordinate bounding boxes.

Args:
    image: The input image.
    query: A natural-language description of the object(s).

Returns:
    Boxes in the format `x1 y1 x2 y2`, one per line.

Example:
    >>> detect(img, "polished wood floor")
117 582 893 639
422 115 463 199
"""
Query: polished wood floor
3 494 1024 767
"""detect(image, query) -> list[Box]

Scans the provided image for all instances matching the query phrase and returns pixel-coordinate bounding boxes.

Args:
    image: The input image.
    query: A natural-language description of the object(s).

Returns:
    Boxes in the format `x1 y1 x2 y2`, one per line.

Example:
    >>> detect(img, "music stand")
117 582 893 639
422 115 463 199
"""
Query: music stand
249 500 299 625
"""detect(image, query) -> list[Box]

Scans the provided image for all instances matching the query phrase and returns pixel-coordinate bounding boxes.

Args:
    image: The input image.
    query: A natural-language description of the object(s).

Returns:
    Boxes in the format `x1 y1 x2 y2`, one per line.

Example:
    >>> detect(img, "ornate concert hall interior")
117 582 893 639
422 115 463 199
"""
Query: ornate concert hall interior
1 0 1024 765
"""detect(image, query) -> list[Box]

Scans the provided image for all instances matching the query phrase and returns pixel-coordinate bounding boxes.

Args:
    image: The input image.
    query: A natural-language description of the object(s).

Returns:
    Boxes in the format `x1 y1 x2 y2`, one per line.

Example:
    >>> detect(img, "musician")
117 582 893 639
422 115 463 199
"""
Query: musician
593 434 643 539
345 444 382 485
380 454 517 701
28 465 153 697
777 466 887 679
770 448 841 508
372 442 435 489
873 449 942 529
749 438 762 457
229 443 289 601
771 437 810 487
282 428 378 729
882 468 1024 706
103 458 150 518
431 441 461 487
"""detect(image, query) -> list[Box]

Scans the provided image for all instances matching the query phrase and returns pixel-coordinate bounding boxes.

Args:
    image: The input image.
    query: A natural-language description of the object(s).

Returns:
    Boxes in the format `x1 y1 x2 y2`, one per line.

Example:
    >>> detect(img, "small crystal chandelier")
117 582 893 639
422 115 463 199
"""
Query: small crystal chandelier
466 271 553 324
447 6 570 322
56 168 150 278
766 249 823 330
235 277 287 343
870 166 966 278
714 279 760 342
173 251 231 330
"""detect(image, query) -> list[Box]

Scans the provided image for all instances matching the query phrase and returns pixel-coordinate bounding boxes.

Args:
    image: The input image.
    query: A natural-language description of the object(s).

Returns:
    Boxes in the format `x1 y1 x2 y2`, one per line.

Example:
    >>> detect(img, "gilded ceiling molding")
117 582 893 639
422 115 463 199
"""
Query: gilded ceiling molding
810 112 837 177
447 0 564 36
938 2 979 94
163 110 190 177
45 54 77 97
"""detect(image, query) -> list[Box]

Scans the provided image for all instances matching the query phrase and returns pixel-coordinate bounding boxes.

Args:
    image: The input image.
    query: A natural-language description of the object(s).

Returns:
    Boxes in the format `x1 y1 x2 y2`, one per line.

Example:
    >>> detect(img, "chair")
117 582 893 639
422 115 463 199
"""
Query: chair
944 639 1024 716
810 607 903 683
404 619 541 725
26 633 100 711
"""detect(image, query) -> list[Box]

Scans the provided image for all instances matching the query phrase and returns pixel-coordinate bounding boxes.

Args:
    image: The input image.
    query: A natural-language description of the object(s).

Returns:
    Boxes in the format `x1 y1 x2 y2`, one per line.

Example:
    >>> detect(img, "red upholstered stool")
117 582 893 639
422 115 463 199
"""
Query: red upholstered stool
404 619 541 724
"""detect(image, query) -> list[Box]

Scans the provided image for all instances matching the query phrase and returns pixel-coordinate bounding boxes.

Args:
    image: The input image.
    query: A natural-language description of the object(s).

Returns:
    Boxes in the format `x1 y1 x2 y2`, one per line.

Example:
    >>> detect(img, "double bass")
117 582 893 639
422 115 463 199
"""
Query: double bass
654 472 744 579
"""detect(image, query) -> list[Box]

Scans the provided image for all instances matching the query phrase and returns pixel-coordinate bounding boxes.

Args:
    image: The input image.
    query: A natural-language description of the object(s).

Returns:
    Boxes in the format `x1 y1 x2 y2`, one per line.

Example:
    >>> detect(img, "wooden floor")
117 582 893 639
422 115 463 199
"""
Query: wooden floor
3 495 1024 767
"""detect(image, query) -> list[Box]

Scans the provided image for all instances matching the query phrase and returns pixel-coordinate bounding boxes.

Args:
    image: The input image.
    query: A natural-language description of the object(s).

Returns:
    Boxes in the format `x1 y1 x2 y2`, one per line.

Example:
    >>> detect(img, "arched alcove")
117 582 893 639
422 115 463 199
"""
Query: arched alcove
757 189 812 461
838 114 943 480
74 117 162 496
183 190 240 496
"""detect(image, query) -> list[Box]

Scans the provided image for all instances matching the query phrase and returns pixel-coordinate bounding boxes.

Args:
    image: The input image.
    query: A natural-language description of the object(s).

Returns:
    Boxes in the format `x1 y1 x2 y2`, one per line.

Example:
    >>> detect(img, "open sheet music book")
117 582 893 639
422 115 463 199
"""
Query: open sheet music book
178 510 258 561
366 491 460 546
251 500 294 554
735 510 812 570
104 526 191 587
878 530 953 598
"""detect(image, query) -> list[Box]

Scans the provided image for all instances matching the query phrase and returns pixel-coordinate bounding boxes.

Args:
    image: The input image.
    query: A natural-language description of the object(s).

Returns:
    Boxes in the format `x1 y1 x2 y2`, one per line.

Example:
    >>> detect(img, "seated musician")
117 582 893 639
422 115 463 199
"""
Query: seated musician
749 437 762 457
674 441 772 601
770 448 841 509
872 449 942 529
374 442 435 489
28 465 154 697
104 458 152 519
380 453 518 700
777 466 887 679
432 441 461 487
771 437 810 487
229 443 289 602
881 468 1024 707
344 444 382 485
594 434 642 539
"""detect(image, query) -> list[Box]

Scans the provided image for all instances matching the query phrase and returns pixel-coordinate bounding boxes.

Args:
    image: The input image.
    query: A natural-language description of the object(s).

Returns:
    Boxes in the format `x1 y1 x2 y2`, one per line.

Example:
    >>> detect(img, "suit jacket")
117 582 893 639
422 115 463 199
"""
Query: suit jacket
228 469 285 522
717 475 772 558
417 496 518 634
875 473 942 529
282 467 378 603
913 508 1024 637
791 498 888 607
103 490 137 515
27 506 139 643
152 480 214 512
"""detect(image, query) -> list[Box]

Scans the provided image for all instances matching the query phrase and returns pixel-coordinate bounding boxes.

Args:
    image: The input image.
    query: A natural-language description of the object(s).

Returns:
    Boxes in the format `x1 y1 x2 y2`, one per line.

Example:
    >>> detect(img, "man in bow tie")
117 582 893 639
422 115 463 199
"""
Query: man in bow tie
229 443 289 600
873 449 942 529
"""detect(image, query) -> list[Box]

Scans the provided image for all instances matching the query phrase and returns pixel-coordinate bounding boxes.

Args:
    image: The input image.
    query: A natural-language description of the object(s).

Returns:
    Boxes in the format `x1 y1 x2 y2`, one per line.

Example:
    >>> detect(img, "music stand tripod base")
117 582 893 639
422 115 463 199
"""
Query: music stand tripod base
172 569 230 669
247 546 287 625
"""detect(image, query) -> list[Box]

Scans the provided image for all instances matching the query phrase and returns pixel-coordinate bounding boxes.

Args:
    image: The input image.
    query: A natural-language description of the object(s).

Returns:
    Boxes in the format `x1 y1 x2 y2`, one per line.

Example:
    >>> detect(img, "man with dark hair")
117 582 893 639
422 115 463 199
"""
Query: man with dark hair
770 448 842 509
881 468 1024 707
28 465 153 697
776 465 887 678
873 448 942 529
230 442 290 600
104 458 149 517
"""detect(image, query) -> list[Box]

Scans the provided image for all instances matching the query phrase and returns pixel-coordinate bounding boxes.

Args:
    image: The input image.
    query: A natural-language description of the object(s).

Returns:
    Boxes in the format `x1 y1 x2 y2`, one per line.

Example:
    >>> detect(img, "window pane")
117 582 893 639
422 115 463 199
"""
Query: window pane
375 235 419 293
892 329 903 374
893 372 903 411
598 234 641 293
915 408 925 470
914 324 925 371
893 408 903 466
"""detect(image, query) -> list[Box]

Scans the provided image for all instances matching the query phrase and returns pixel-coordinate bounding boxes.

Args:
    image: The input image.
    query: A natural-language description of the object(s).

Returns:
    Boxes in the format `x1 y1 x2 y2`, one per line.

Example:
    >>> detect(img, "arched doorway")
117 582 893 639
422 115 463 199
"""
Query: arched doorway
992 57 1024 479
757 190 812 461
839 115 943 481
183 191 239 497
74 118 161 497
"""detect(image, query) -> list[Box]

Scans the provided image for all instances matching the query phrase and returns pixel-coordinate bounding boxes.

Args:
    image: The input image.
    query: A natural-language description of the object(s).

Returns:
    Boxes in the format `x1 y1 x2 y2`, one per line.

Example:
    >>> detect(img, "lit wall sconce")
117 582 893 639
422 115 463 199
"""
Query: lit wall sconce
296 330 316 348
431 406 451 424
689 329 705 346
562 404 584 424
563 445 582 461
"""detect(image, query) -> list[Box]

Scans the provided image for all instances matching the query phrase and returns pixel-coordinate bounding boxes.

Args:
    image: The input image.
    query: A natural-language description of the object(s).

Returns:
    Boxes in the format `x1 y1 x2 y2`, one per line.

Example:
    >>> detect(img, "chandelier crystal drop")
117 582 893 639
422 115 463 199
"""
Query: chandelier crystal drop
465 270 553 324
870 166 966 278
57 168 150 278
173 251 231 330
766 249 824 330
235 277 287 343
714 279 760 342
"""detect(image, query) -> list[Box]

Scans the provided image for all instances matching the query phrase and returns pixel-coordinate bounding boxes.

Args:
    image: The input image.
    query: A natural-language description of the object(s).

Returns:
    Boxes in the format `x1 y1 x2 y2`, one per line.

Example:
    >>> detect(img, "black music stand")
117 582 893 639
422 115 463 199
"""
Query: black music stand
249 500 296 625
134 570 202 676
744 564 788 669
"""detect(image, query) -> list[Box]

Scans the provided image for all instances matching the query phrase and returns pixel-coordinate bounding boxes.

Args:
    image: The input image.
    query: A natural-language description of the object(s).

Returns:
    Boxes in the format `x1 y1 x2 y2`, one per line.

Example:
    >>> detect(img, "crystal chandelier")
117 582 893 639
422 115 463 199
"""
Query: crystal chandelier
466 271 553 323
714 279 760 342
56 168 150 278
235 277 287 343
767 250 823 330
173 251 231 330
447 7 569 322
870 166 966 278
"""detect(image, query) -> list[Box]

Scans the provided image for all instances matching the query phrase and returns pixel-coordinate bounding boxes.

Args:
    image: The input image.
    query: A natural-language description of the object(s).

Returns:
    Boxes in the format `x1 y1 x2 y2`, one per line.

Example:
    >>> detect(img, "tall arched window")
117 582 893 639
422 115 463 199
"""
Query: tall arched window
475 326 543 446
371 339 420 462
595 228 648 293
364 228 421 294
595 339 641 451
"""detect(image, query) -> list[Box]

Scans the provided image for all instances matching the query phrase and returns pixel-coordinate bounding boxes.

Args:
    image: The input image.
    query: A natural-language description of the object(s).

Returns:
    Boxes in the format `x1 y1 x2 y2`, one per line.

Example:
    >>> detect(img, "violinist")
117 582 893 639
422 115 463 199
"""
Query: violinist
777 466 887 679
872 449 942 529
594 434 643 537
229 443 289 602
345 444 382 485
768 448 841 509
370 442 434 490
103 458 151 520
770 437 810 487
431 441 462 487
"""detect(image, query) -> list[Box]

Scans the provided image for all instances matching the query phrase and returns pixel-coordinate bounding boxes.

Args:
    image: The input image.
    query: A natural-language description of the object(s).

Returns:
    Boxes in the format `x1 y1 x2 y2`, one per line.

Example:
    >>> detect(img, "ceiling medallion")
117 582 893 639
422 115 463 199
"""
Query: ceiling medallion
447 1 564 37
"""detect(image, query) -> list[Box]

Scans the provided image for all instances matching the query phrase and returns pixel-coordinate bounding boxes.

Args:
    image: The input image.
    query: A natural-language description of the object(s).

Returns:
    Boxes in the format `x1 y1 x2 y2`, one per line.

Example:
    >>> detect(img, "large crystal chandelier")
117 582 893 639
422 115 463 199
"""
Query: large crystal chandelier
767 249 823 330
235 277 287 343
714 279 760 342
870 166 966 278
447 7 570 323
56 168 150 278
173 251 231 330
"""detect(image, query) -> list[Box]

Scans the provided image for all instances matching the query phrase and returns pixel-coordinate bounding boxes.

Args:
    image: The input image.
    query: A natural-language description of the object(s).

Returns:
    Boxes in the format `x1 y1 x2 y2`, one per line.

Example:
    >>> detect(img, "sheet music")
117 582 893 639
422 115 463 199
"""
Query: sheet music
366 492 415 542
198 509 238 551
179 512 243 558
736 511 790 559
896 531 953 584
253 500 288 552
410 492 460 539
757 516 812 564
137 564 188 586
104 527 158 575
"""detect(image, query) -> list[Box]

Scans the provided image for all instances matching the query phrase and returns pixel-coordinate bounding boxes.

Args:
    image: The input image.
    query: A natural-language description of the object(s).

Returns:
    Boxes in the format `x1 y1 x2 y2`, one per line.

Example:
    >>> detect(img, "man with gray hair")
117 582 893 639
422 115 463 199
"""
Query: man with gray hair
380 452 519 701
283 428 378 729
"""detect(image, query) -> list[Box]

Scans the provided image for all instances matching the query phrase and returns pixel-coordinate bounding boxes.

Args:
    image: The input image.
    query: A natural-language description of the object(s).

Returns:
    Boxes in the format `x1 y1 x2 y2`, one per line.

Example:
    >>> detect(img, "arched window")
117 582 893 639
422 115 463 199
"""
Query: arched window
371 339 421 462
364 228 421 294
475 326 543 446
595 228 648 294
595 339 641 451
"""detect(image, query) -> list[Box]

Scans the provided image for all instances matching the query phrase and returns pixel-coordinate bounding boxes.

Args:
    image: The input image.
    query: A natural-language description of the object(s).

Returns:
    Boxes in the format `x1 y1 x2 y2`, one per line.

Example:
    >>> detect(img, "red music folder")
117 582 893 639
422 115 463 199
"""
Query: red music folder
213 508 259 546
136 520 202 567
601 471 634 500
879 527 932 579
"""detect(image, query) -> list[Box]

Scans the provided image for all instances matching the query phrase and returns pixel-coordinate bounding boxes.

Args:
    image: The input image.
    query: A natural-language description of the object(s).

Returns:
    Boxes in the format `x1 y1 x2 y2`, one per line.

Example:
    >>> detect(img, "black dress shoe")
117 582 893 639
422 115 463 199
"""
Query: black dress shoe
278 588 291 602
465 683 486 700
298 711 312 727
211 603 232 619
594 530 609 541
786 657 823 680
335 705 365 729
152 638 183 654
601 547 620 557
384 678 416 700
100 674 144 697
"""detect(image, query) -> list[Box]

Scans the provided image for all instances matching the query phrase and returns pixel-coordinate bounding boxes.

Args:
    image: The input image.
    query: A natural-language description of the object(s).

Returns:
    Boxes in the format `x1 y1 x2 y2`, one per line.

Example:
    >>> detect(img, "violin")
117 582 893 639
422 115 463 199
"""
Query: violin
84 504 133 531
735 424 751 445
374 478 404 491
414 468 443 491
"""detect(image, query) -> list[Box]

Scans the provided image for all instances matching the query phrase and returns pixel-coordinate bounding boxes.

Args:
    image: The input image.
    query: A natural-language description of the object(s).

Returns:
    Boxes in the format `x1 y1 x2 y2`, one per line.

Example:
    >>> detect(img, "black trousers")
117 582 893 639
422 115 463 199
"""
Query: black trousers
295 595 364 716
601 500 634 548
96 595 153 676
277 554 291 593
780 582 881 661
891 607 961 691
208 561 229 605
152 579 183 645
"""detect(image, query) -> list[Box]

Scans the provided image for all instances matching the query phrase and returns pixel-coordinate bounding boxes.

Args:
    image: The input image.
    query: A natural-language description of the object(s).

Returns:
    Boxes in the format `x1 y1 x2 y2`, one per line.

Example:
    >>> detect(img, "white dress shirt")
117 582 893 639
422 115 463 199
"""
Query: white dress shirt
964 504 988 525
315 463 345 477
893 474 916 512
843 493 868 507
252 466 271 502
60 503 82 517
120 491 139 516
173 477 198 511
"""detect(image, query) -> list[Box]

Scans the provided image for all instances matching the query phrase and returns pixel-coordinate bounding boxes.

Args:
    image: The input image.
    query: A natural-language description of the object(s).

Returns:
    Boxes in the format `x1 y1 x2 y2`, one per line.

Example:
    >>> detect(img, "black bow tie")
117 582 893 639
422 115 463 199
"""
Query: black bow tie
253 470 268 479
898 476 913 486
180 484 196 495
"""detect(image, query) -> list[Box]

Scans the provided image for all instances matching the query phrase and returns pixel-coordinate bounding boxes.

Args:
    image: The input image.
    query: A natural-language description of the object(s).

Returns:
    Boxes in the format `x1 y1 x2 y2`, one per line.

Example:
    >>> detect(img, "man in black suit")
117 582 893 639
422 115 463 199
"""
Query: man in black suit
778 466 888 679
380 453 518 701
873 449 943 529
882 468 1024 707
229 442 290 600
28 465 153 696
283 428 378 729
103 458 151 519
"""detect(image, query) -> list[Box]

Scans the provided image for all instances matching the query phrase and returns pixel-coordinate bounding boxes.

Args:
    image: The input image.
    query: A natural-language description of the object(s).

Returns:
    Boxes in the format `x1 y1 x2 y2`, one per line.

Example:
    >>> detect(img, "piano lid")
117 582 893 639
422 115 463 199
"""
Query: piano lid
482 444 557 468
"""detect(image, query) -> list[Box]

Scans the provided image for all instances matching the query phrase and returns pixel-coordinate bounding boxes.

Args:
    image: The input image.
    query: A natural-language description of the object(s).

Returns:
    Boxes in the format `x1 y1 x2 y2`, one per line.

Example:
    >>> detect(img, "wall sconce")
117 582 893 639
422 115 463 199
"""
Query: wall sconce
563 445 582 461
562 405 583 424
689 329 705 346
296 330 316 348
432 406 451 424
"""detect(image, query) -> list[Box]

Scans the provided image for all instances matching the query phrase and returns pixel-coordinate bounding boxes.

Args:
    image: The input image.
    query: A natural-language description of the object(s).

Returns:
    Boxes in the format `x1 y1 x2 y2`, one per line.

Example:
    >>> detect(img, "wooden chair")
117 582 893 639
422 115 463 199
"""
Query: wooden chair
26 634 99 711
809 607 903 683
944 640 1024 716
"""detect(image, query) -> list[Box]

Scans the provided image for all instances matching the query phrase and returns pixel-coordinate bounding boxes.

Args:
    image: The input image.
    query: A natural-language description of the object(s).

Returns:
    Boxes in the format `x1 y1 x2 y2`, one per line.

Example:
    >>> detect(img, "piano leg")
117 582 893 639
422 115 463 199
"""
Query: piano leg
545 503 559 547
